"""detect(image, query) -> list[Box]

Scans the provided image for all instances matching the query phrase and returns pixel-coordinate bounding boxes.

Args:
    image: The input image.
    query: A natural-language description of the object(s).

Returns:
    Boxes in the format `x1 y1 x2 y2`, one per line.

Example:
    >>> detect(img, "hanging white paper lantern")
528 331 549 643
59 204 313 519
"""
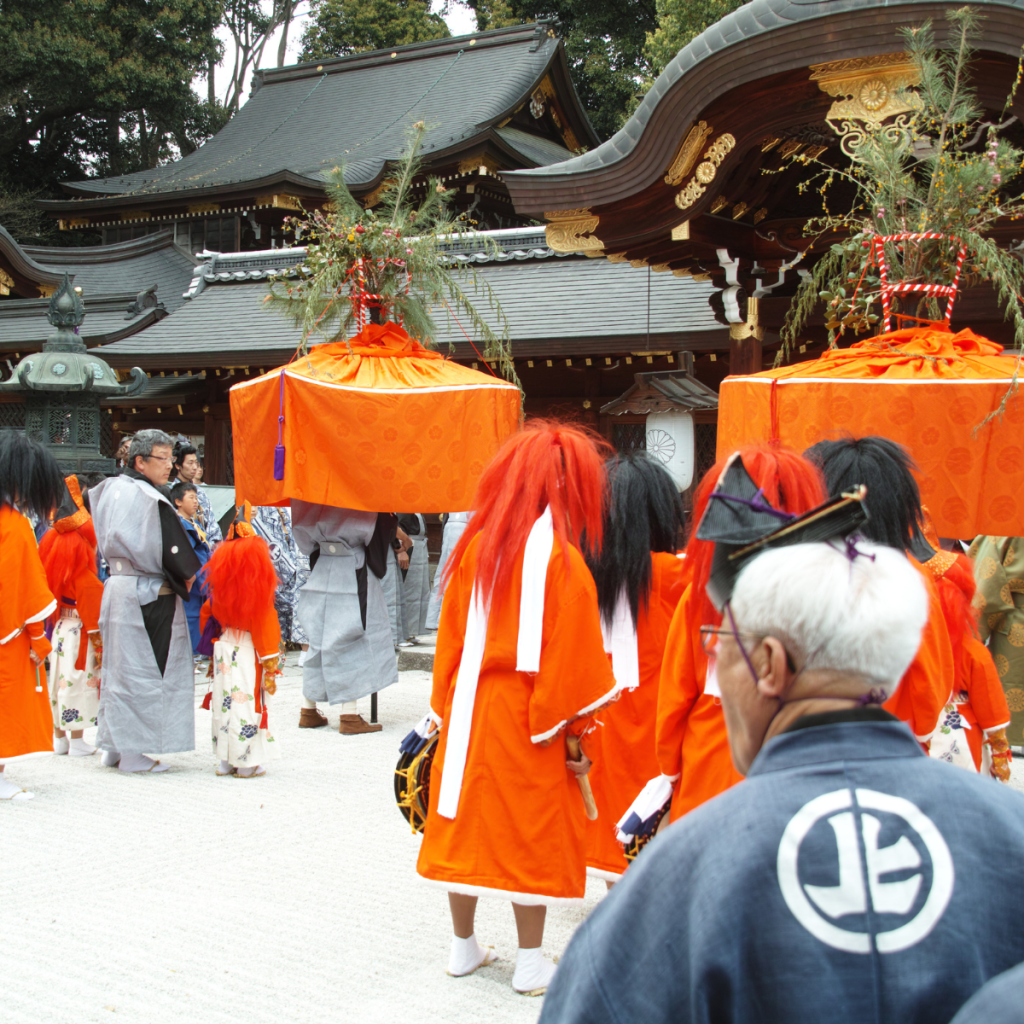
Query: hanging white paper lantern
645 409 695 491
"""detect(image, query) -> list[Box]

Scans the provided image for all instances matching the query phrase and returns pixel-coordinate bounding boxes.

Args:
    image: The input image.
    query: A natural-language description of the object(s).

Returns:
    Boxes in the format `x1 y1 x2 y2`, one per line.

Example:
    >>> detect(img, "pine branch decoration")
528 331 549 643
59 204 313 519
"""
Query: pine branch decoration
264 121 519 389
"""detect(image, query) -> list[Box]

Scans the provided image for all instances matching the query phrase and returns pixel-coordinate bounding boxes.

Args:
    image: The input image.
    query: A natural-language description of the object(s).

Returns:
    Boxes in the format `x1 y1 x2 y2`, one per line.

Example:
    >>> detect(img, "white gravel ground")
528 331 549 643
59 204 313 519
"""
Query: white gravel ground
0 656 607 1024
4 653 1023 1024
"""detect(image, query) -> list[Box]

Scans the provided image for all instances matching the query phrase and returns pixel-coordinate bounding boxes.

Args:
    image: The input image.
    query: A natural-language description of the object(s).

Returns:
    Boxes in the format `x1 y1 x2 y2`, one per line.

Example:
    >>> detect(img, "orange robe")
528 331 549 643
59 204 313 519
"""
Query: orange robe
417 533 618 904
655 583 742 823
0 507 56 760
655 561 954 823
586 552 686 878
953 635 1012 768
883 563 954 742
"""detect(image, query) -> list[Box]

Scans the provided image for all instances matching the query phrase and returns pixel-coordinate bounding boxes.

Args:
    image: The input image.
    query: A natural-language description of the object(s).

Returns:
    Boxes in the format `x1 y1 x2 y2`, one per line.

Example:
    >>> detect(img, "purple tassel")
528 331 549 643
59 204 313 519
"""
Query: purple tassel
197 614 222 658
273 369 286 481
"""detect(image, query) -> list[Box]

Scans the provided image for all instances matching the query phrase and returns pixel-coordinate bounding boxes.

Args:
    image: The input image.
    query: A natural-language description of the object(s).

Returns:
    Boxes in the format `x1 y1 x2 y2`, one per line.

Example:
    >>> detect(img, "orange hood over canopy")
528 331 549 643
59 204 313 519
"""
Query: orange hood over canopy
230 321 521 512
717 326 1024 537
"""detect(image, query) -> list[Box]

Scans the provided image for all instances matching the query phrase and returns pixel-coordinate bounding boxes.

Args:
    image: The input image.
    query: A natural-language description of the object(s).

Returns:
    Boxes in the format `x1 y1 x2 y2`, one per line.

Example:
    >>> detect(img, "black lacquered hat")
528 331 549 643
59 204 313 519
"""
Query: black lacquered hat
696 456 870 609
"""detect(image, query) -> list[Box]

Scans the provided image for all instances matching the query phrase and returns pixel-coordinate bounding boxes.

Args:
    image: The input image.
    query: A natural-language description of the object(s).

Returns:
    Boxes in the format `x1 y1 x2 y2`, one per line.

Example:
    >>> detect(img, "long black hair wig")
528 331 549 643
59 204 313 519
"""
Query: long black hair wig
0 431 66 521
804 436 931 557
586 451 685 629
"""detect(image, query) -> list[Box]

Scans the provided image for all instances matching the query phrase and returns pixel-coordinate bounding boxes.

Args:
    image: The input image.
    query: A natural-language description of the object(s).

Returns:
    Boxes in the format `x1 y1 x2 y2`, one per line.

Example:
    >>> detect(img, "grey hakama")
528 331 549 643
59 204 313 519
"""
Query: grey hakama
291 501 397 705
381 547 405 645
90 475 202 755
401 514 431 640
425 512 472 630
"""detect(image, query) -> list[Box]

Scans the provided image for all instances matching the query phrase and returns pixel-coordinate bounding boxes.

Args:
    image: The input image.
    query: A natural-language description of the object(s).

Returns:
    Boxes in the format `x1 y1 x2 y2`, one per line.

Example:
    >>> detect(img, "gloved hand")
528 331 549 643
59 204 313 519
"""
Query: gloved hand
986 728 1012 783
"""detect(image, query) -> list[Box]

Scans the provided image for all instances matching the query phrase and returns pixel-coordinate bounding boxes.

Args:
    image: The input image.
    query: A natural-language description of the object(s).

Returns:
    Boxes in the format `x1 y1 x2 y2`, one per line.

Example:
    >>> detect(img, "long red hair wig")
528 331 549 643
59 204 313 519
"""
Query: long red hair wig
204 535 278 627
444 419 611 606
686 443 827 624
39 519 98 612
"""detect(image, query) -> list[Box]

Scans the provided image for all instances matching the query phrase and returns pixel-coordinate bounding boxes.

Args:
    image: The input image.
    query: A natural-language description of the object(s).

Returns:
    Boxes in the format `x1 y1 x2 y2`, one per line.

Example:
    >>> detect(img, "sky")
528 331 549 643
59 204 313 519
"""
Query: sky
208 1 479 108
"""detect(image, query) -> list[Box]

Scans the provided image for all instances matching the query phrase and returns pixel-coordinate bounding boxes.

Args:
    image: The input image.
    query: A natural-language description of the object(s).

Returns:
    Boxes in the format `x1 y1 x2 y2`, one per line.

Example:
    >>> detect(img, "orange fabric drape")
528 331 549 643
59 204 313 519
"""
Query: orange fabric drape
717 327 1024 537
229 322 521 512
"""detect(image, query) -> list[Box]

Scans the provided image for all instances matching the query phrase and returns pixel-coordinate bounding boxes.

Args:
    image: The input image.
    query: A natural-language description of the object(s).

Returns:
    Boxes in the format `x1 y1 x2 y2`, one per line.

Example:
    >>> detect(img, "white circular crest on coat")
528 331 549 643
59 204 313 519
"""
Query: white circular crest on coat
777 787 954 955
115 561 123 572
171 545 178 554
329 544 337 554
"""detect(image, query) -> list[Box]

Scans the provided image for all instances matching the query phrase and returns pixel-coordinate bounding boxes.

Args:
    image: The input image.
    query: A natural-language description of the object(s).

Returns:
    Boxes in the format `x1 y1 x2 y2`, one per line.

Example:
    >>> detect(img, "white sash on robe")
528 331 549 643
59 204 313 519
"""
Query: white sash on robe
437 507 553 820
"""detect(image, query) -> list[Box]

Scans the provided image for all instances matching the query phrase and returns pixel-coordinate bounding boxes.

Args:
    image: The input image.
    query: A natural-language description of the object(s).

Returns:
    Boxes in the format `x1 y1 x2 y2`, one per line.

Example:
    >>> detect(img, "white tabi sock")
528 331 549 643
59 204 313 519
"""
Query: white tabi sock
300 696 317 710
512 947 556 995
100 750 121 767
447 934 492 977
53 736 70 755
218 760 234 775
68 738 96 757
298 650 308 668
118 753 170 774
341 700 358 714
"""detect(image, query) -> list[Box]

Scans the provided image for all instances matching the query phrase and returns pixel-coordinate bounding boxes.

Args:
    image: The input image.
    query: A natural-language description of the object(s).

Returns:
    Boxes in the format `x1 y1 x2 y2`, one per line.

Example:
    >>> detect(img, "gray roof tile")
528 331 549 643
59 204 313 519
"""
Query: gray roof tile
61 25 586 201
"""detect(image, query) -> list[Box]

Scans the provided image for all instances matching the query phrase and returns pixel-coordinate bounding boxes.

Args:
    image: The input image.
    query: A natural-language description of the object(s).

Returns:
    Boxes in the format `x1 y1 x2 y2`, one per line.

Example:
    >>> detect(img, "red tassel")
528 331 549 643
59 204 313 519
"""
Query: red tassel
201 691 212 711
260 700 269 731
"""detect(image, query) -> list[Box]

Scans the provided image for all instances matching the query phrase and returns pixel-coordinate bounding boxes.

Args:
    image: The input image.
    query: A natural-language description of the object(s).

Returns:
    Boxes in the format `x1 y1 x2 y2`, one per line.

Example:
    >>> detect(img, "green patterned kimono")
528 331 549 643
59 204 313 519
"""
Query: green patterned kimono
971 536 1024 745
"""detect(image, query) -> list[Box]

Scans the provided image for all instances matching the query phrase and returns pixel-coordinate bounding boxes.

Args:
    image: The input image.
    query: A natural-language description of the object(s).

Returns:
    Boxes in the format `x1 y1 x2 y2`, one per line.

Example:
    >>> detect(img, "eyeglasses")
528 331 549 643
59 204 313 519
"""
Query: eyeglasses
699 625 764 655
144 454 174 464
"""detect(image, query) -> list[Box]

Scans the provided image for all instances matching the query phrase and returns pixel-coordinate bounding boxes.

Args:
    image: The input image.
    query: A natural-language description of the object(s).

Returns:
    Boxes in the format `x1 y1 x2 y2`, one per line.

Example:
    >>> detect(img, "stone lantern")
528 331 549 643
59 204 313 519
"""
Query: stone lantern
0 272 147 473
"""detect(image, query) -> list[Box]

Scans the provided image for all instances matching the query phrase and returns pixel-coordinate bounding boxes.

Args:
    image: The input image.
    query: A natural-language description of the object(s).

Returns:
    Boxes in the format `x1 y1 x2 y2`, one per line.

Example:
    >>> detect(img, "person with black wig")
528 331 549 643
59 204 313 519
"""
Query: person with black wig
583 452 687 884
0 432 64 800
804 436 954 744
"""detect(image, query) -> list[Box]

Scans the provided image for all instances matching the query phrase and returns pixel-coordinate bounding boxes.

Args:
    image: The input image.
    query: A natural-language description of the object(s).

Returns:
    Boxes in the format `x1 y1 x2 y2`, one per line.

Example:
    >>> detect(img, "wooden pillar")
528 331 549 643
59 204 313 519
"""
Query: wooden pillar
204 377 227 485
728 333 762 376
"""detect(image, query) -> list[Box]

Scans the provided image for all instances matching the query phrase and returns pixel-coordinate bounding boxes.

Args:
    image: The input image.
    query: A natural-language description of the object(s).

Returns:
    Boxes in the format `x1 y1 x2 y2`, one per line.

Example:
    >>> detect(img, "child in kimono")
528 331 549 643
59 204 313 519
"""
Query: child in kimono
199 511 281 778
170 481 211 655
38 475 104 756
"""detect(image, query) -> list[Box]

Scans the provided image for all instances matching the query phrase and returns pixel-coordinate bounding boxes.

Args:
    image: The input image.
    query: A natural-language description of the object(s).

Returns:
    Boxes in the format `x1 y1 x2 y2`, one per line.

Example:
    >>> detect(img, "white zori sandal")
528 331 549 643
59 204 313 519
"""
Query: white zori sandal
0 778 34 801
234 766 266 778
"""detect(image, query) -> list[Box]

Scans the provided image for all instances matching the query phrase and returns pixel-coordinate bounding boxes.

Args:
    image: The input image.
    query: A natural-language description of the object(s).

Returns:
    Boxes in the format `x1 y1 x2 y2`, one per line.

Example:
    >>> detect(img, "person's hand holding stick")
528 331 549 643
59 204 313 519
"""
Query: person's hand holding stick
566 734 598 820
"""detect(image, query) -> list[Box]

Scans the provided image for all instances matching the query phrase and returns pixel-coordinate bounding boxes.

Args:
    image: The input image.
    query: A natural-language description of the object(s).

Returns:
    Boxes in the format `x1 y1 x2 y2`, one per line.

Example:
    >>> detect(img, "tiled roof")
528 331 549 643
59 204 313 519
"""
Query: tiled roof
95 233 725 366
0 230 196 350
57 24 595 202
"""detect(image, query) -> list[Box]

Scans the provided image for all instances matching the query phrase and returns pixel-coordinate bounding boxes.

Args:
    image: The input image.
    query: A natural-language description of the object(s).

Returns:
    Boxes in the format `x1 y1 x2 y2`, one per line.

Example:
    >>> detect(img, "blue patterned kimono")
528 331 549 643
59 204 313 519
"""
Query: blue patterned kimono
178 514 211 654
252 506 310 644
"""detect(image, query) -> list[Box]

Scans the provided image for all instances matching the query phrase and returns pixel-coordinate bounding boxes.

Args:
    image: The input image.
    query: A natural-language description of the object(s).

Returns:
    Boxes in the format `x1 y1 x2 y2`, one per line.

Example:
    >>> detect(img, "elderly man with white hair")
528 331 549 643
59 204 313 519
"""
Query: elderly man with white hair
541 472 1024 1024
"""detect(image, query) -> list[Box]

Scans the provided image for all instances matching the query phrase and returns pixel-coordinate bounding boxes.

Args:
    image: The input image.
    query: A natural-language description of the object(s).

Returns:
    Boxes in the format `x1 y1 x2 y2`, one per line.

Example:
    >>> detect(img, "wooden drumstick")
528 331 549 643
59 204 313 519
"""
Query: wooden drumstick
566 734 598 821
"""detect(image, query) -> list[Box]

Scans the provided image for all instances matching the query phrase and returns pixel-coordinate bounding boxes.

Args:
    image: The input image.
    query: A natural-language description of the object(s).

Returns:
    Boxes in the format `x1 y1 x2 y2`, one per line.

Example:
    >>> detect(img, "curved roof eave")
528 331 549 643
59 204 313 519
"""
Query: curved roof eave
504 0 1024 213
0 226 66 287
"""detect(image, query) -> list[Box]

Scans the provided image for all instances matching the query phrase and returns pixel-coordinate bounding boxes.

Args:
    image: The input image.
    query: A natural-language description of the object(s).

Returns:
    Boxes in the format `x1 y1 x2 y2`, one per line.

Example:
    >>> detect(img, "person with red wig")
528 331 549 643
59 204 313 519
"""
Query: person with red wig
0 432 62 801
38 475 104 757
651 444 827 825
199 508 281 778
415 421 618 996
918 515 1012 778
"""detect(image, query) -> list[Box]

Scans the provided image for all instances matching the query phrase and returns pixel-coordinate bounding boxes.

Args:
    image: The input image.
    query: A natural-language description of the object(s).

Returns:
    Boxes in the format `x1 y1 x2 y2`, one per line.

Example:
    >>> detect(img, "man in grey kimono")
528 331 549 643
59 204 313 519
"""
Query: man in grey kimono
425 511 472 631
292 503 398 734
397 513 431 642
90 430 202 773
381 528 409 646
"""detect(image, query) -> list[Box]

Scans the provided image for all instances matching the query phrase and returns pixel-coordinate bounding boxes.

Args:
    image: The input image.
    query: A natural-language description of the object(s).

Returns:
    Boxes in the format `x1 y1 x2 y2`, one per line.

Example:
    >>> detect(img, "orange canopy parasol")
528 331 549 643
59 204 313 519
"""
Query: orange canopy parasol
716 326 1024 537
230 321 521 512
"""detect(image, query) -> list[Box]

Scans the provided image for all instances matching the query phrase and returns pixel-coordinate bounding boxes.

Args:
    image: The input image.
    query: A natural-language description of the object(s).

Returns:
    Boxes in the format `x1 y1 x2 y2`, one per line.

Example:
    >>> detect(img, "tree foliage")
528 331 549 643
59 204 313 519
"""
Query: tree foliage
265 122 516 385
460 0 657 140
781 8 1024 366
0 0 225 203
299 0 450 60
645 0 749 76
